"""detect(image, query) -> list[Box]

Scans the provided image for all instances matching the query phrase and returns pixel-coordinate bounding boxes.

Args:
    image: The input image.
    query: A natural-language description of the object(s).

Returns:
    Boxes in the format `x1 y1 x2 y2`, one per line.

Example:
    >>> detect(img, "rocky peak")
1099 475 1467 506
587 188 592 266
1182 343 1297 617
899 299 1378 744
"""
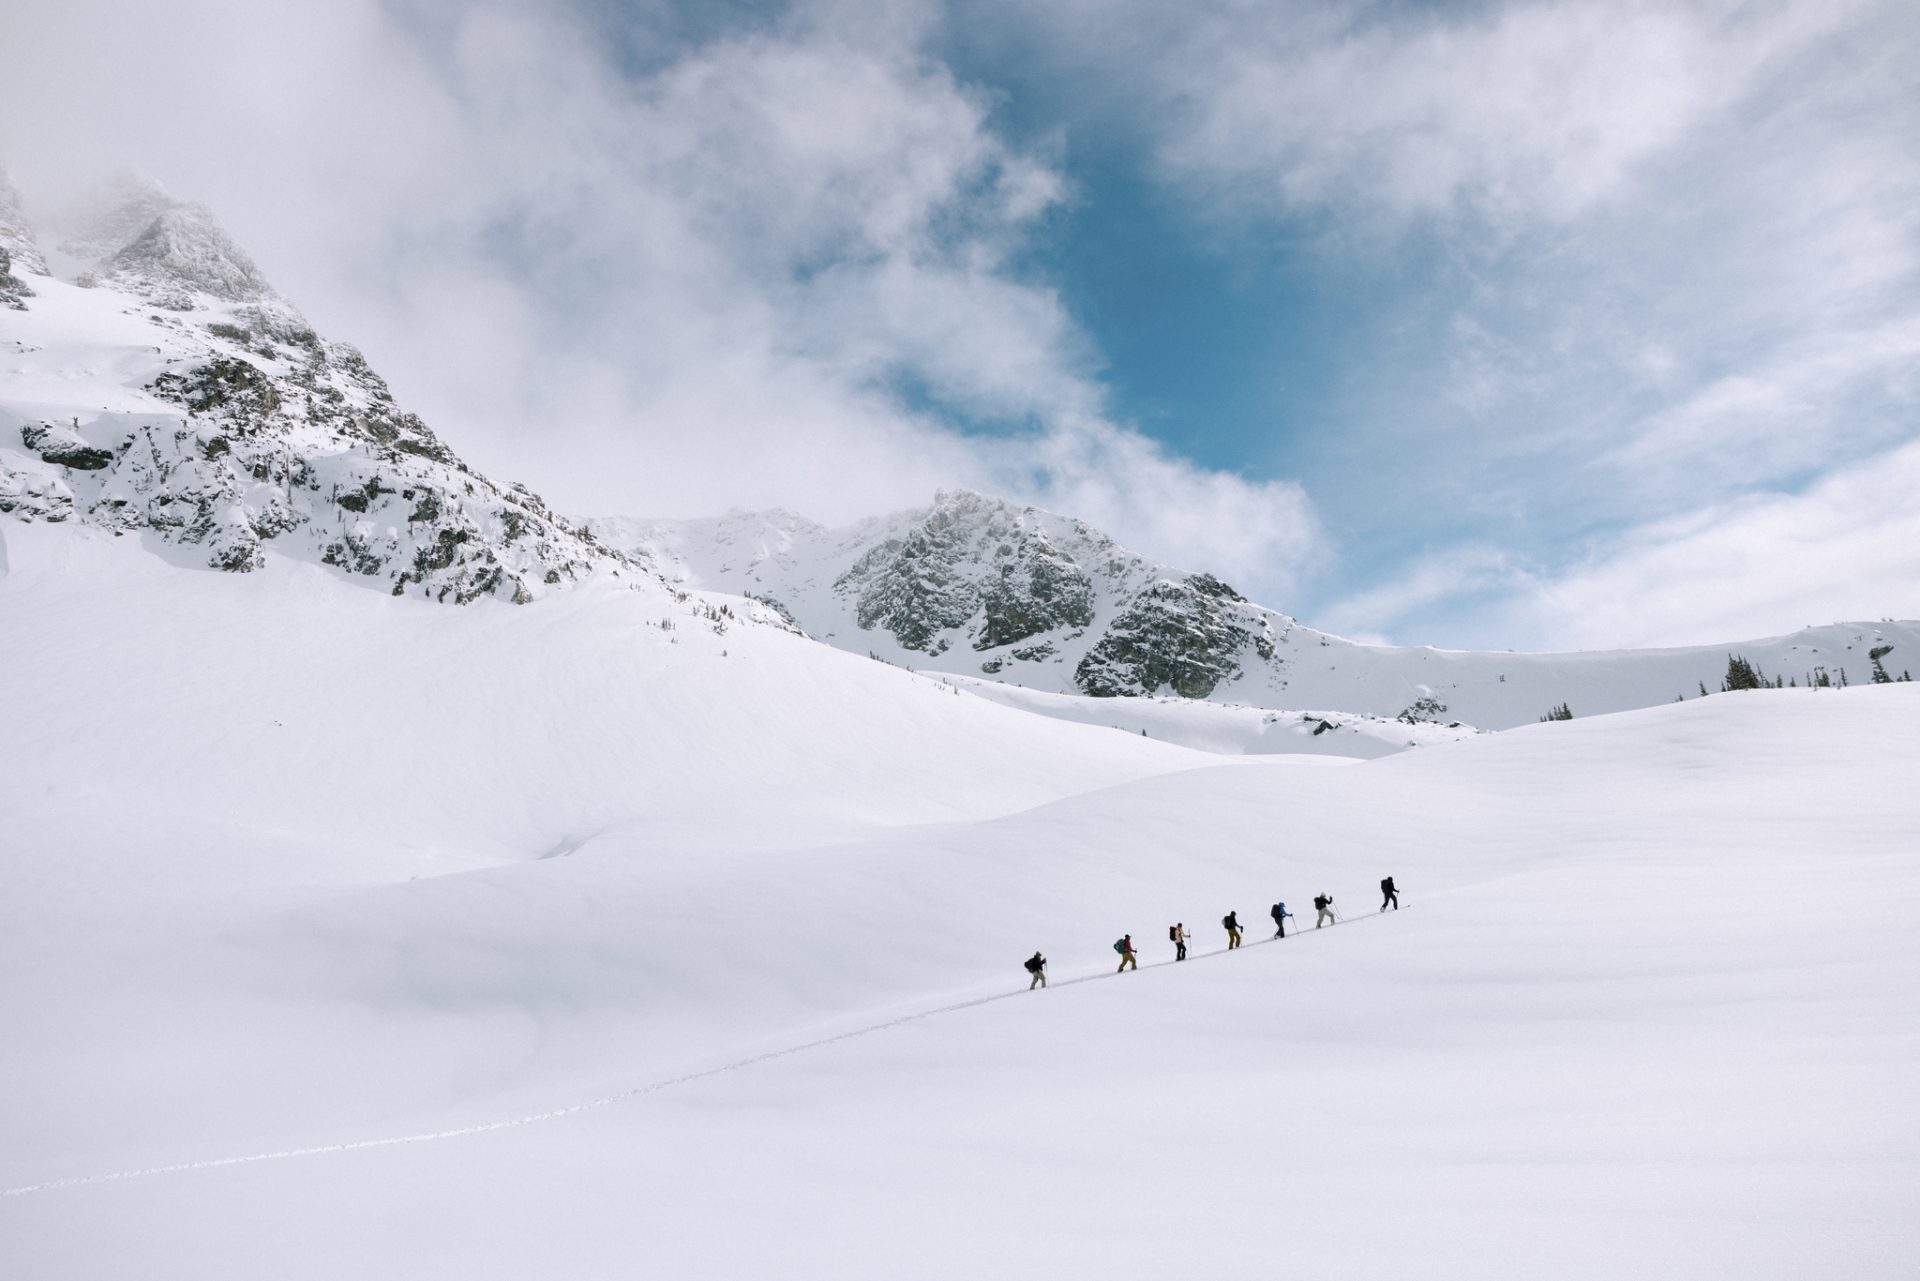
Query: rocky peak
54 173 183 263
107 202 275 307
0 191 637 606
609 490 1287 698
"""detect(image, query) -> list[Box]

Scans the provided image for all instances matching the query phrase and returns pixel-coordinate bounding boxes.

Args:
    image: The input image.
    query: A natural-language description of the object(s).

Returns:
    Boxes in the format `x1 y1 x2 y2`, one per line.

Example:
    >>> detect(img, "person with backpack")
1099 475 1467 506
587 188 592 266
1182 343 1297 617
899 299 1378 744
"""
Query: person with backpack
1380 876 1399 911
1270 901 1293 939
1114 934 1138 972
1024 951 1048 990
1314 893 1335 928
1170 922 1188 961
1223 911 1243 949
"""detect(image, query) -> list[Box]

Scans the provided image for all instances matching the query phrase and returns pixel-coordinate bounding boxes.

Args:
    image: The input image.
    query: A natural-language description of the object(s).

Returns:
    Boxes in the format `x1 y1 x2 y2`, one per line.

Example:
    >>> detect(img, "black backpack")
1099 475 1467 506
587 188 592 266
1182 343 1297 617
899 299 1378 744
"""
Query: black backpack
1222 914 1233 929
1024 955 1042 973
1168 925 1178 942
1314 895 1328 911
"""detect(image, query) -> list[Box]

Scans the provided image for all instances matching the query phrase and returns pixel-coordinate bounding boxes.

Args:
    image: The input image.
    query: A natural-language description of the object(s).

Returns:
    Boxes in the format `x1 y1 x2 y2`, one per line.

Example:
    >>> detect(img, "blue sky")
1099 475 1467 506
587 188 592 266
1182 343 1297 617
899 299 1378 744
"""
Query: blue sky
4 0 1918 649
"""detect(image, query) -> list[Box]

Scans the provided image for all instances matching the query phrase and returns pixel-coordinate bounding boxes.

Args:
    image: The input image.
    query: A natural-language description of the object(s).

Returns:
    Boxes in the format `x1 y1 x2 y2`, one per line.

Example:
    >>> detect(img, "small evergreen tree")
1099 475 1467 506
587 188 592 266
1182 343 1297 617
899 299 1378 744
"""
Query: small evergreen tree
1539 702 1573 722
1722 654 1765 691
1869 644 1895 684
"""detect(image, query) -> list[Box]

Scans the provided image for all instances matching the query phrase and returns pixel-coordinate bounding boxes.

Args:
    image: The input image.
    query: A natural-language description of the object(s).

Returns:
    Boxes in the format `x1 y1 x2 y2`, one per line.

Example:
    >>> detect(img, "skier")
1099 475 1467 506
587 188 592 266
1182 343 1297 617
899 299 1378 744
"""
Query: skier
1314 893 1335 928
1223 911 1243 949
1025 951 1048 990
1114 934 1138 972
1380 876 1399 911
1170 922 1188 961
1270 901 1293 938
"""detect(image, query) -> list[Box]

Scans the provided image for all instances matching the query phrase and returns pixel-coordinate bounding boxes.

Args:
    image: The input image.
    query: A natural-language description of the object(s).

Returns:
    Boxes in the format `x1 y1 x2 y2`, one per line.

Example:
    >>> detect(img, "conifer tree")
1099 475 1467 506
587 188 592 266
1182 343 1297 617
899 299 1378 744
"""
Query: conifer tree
1869 645 1895 684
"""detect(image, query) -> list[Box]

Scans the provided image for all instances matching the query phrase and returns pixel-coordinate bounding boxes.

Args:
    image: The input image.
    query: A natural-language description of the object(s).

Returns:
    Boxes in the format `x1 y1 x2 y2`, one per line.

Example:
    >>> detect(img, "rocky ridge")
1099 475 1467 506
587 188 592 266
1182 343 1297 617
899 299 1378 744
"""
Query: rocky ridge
0 178 624 605
597 489 1294 701
598 494 1920 732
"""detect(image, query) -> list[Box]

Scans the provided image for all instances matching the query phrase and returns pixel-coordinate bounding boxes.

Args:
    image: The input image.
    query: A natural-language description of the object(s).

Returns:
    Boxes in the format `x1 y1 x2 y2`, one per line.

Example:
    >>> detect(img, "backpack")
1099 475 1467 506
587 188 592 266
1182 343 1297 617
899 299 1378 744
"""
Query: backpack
1222 914 1233 929
1169 925 1179 942
1114 938 1128 955
1024 955 1042 973
1314 895 1327 911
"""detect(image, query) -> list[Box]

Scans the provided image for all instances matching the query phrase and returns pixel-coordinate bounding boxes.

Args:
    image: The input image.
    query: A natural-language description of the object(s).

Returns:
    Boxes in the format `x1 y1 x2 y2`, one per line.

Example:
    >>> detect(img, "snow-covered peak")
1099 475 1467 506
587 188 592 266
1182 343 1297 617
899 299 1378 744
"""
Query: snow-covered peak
106 202 275 307
1 193 645 607
53 173 180 265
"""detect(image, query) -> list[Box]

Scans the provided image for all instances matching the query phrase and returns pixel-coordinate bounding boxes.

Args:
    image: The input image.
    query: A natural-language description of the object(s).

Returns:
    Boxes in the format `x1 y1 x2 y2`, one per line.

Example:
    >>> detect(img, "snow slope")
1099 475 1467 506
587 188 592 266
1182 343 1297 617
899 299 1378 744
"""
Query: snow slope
937 671 1481 758
603 494 1920 732
4 519 1916 1279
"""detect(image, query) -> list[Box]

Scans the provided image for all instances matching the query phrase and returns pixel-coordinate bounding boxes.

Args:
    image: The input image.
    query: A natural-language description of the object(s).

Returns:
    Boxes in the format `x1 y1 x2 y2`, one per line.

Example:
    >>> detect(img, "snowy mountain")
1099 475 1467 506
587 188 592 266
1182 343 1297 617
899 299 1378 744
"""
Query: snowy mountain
5 174 1918 1281
599 491 1920 731
0 175 625 605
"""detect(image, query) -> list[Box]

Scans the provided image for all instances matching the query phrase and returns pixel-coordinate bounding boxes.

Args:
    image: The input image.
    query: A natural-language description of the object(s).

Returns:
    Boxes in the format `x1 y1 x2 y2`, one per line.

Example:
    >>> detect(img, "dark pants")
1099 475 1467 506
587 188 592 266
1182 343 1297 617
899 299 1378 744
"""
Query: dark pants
1273 918 1286 937
1175 940 1187 960
1382 891 1398 910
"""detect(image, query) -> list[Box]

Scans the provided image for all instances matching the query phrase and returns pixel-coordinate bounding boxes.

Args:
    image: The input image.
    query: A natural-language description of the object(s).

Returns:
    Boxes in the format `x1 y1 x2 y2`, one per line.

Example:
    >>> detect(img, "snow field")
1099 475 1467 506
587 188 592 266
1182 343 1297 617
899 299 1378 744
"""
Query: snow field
2 520 1918 1278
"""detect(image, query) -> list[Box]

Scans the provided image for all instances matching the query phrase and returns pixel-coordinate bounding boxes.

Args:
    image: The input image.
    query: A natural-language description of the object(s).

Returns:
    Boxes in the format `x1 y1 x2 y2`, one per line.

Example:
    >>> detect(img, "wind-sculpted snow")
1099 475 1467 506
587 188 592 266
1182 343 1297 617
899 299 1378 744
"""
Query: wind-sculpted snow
0 194 624 604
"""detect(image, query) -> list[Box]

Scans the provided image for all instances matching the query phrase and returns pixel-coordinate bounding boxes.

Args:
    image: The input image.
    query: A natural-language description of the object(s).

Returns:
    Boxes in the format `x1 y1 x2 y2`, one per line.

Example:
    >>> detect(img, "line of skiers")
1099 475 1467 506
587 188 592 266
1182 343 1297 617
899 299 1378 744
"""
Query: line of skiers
1023 877 1400 987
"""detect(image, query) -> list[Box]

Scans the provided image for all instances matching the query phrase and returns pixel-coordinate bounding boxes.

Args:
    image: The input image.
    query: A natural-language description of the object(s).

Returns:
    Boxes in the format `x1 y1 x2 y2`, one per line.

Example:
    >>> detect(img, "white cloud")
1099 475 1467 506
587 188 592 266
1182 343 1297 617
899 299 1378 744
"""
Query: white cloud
0 0 1322 598
1162 0 1746 225
1002 0 1920 641
1513 436 1920 649
1318 544 1542 641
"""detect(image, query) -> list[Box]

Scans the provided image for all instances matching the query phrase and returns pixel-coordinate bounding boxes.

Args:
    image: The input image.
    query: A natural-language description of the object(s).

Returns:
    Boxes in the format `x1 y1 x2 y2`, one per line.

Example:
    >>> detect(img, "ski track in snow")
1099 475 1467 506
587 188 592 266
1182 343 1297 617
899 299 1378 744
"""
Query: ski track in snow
1 911 1394 1198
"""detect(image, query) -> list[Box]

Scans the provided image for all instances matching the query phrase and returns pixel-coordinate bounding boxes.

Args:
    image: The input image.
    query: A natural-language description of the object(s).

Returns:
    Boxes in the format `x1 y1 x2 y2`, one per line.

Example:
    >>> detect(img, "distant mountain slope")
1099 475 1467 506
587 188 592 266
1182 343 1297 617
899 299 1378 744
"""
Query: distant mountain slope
599 491 1920 730
0 174 625 605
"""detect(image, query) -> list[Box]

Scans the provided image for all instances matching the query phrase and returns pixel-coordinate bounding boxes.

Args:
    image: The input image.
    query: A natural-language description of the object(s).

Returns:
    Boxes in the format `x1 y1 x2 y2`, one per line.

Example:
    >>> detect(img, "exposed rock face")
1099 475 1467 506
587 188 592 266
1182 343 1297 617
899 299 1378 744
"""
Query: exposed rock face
835 491 1099 659
0 190 624 605
1076 573 1276 699
0 246 32 311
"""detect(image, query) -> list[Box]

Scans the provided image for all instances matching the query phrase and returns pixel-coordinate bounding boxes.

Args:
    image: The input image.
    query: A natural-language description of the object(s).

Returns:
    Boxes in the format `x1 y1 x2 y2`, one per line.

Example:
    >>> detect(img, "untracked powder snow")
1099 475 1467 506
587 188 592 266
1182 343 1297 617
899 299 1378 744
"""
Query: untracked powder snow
2 519 1916 1279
